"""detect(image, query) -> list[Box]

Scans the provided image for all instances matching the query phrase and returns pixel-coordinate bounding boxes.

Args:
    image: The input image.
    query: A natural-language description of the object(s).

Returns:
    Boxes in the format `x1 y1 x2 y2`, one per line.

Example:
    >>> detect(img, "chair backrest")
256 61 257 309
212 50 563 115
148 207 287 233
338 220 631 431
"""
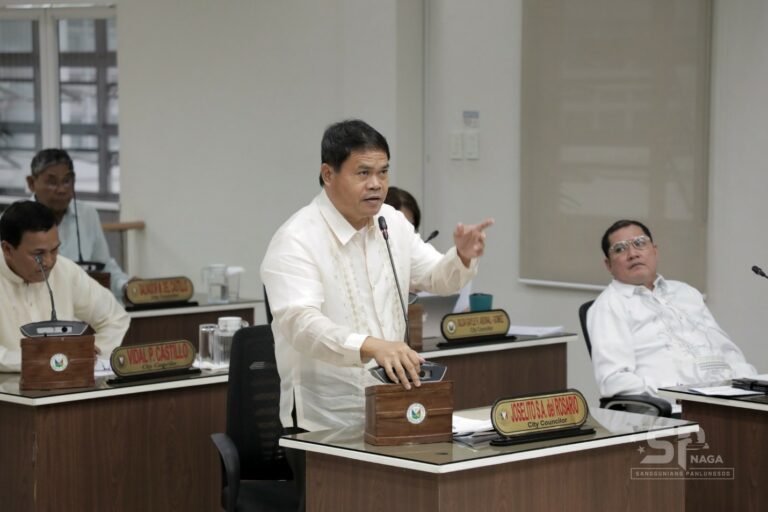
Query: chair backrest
226 325 292 481
578 300 595 357
263 285 273 324
578 299 672 417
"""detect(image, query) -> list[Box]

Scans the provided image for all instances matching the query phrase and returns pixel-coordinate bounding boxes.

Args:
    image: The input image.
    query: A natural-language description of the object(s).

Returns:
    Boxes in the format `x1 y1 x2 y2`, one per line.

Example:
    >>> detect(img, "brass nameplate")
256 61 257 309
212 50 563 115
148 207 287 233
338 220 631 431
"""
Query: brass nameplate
110 340 195 377
125 276 194 305
491 390 589 437
441 309 510 341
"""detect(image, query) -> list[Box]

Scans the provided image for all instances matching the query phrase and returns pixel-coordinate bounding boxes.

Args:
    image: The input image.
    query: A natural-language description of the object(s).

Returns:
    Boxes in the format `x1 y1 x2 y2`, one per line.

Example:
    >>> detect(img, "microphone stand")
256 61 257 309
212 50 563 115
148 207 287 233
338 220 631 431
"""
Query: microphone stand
19 257 88 338
378 216 410 343
72 187 105 272
35 255 57 321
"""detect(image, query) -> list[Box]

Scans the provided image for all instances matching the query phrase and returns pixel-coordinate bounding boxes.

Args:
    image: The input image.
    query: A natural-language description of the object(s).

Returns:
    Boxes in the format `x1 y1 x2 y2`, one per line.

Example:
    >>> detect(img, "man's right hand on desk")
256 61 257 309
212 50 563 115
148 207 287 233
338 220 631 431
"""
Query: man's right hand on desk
361 337 424 390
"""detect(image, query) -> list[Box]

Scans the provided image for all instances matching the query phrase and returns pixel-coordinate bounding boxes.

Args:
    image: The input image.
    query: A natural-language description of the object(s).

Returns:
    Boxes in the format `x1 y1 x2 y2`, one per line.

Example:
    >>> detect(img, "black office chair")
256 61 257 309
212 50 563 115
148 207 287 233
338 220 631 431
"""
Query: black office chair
210 325 298 512
579 300 672 417
263 285 273 325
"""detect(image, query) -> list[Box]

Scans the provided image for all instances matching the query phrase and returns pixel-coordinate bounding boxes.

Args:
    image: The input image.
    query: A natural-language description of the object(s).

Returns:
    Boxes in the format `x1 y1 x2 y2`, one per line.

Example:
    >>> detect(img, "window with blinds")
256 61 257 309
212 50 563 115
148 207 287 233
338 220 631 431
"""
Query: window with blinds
520 0 712 290
0 7 119 201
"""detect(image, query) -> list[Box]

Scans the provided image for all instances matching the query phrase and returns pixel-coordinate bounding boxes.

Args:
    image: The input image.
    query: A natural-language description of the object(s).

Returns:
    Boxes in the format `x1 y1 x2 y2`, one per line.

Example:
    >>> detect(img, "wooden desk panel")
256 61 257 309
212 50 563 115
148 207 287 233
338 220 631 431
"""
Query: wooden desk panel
682 400 768 512
436 343 566 409
308 445 684 512
0 335 569 511
0 383 226 512
0 403 36 511
299 407 691 512
123 307 254 347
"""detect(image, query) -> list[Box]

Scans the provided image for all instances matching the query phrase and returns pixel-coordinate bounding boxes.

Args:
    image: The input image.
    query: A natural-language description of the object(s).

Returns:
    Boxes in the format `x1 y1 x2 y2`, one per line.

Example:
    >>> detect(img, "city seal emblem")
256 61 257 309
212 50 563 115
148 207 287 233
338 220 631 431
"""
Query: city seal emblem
50 353 69 372
406 402 427 424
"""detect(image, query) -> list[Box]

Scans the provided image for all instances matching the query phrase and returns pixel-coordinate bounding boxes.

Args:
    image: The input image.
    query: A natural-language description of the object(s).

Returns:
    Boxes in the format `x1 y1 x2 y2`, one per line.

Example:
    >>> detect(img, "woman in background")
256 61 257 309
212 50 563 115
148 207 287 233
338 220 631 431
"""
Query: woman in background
385 186 421 231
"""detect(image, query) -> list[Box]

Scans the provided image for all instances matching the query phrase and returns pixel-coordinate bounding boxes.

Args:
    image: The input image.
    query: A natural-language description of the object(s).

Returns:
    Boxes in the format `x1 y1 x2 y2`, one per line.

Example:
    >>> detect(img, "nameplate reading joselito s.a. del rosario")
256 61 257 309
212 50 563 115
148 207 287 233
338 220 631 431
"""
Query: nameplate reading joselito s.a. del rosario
440 309 510 341
110 340 195 377
125 277 194 305
491 390 589 437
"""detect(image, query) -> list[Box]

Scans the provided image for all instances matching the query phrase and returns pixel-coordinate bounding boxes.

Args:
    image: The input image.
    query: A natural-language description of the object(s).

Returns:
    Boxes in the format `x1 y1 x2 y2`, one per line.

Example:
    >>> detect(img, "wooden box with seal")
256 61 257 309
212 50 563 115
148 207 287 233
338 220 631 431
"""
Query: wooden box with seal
20 335 95 390
364 380 453 446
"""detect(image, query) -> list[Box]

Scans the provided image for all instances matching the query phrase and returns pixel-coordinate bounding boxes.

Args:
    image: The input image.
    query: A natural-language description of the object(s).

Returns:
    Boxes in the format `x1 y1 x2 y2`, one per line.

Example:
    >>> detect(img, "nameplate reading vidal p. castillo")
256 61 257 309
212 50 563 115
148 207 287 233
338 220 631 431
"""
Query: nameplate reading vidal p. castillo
110 340 195 377
440 309 510 341
125 276 194 305
491 390 589 438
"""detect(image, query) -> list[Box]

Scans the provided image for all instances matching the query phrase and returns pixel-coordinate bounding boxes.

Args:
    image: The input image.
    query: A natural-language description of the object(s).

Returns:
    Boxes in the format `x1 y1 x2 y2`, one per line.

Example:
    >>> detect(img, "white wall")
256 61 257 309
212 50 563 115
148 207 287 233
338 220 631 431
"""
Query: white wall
117 0 423 308
113 0 767 403
708 1 768 373
424 0 599 401
424 0 768 402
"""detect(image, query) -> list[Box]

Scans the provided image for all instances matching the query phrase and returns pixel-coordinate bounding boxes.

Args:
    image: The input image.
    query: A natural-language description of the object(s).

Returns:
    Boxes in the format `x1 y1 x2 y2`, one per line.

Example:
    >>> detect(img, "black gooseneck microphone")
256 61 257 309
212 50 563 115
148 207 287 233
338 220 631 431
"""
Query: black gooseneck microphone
424 230 439 243
71 187 105 272
19 256 88 337
752 265 768 279
378 216 410 343
72 189 84 264
35 255 57 321
369 216 448 385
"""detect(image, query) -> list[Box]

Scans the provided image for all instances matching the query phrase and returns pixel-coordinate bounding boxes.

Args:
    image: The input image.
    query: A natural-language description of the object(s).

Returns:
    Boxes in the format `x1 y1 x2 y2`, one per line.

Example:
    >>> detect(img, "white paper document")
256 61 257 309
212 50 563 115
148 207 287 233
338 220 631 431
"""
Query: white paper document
506 325 564 337
452 413 498 447
194 360 229 371
452 413 493 435
689 385 762 397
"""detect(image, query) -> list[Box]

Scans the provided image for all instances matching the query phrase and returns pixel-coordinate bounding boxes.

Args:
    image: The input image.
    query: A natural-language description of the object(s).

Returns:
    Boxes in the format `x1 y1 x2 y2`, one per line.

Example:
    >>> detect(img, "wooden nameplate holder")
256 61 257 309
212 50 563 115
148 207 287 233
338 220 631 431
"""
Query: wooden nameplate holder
365 380 453 446
124 277 195 309
489 389 594 446
107 340 199 385
20 335 95 390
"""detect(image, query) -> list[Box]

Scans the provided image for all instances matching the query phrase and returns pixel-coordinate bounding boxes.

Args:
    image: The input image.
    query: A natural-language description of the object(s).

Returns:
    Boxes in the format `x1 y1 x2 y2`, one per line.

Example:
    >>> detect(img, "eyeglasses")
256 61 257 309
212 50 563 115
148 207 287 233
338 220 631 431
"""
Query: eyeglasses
41 175 74 190
608 235 652 256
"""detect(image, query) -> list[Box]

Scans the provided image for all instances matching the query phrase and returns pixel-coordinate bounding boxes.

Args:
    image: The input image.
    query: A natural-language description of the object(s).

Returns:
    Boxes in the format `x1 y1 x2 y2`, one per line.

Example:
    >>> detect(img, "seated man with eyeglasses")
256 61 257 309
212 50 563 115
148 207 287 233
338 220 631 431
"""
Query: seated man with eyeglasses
587 219 755 408
26 148 132 299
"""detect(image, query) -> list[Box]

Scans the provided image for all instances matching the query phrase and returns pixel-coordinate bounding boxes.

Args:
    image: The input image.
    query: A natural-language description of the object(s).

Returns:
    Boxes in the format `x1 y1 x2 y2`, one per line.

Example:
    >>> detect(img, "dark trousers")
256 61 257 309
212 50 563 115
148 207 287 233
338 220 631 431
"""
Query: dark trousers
284 426 307 512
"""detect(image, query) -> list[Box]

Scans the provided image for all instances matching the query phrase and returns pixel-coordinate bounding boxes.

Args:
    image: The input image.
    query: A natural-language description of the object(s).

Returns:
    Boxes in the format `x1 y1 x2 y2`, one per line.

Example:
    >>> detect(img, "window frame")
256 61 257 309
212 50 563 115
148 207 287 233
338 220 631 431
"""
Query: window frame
0 5 118 204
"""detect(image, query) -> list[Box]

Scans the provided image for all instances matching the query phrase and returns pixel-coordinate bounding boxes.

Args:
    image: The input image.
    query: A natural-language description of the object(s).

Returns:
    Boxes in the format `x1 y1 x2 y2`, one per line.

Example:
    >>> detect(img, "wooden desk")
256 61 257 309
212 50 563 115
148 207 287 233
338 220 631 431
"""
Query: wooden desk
0 334 569 511
660 386 768 512
0 371 227 512
420 334 572 409
123 296 262 347
281 408 697 511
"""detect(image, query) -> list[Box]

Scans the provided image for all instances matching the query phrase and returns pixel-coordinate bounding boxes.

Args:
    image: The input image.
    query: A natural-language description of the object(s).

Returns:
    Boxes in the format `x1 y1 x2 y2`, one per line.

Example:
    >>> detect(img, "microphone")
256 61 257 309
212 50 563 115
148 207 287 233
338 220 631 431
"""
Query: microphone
424 230 439 243
36 255 57 321
19 256 88 337
378 216 410 343
752 265 768 279
72 188 105 272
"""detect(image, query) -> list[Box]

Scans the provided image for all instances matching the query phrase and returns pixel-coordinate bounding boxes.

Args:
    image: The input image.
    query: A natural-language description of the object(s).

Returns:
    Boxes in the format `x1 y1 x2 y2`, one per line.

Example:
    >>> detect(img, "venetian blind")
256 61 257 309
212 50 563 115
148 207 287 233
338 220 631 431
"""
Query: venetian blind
520 0 712 290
